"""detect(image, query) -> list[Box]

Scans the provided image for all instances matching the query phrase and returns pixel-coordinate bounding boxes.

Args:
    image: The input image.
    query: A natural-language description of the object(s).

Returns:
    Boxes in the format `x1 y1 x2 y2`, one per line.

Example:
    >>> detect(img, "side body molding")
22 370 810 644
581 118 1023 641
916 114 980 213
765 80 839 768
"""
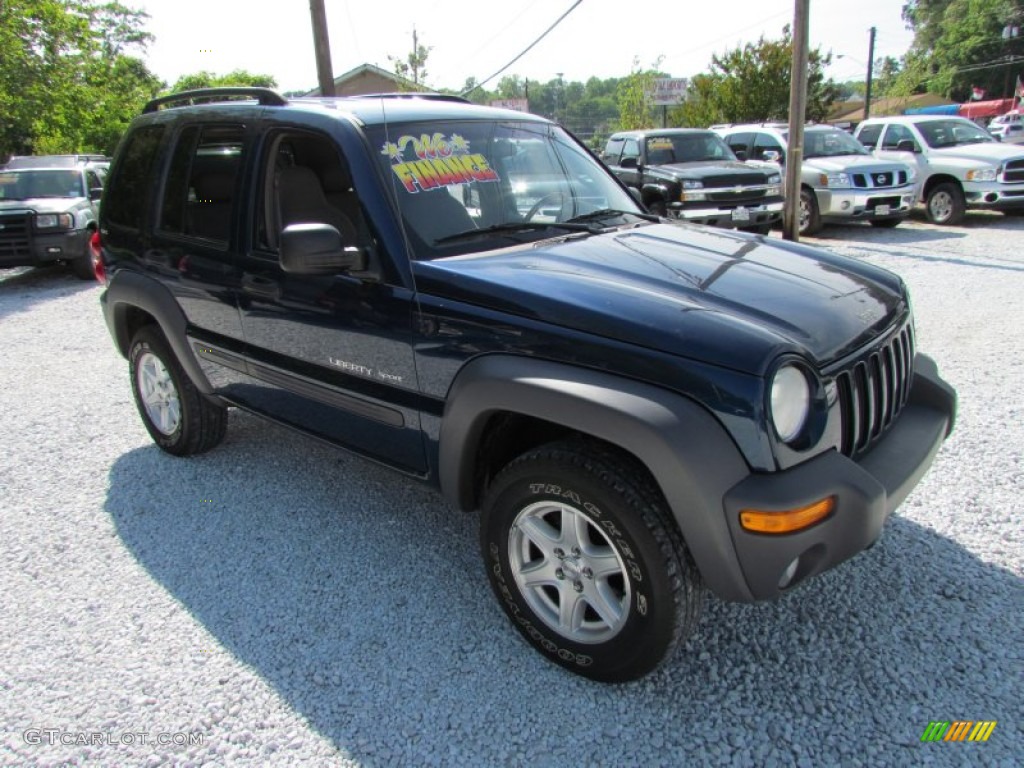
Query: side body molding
438 355 757 601
101 269 216 396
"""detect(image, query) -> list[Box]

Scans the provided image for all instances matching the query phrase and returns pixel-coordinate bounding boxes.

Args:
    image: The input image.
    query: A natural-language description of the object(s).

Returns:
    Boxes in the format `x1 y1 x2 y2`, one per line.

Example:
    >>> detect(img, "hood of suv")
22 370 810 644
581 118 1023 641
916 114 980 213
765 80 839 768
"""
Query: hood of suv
805 154 907 174
930 142 1024 163
0 197 83 214
413 222 906 375
654 160 773 182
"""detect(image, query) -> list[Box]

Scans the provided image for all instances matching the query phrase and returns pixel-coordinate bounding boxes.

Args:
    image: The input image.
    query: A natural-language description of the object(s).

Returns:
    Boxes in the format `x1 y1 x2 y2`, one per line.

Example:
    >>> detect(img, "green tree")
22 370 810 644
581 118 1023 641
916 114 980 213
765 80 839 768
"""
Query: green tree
900 0 1024 100
675 27 839 127
168 70 277 92
616 57 665 130
0 0 160 158
388 28 431 89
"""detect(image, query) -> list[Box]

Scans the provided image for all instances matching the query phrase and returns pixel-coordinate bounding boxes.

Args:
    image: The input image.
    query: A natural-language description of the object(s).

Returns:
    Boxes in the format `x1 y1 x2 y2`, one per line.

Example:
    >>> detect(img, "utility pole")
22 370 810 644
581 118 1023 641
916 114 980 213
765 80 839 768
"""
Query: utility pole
863 26 876 120
782 0 810 241
310 0 335 96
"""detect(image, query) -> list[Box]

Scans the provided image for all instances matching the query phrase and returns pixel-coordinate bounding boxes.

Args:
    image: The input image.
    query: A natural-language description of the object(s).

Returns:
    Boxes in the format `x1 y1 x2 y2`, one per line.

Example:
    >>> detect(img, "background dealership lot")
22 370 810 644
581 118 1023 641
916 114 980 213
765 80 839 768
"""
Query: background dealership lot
1 215 1021 766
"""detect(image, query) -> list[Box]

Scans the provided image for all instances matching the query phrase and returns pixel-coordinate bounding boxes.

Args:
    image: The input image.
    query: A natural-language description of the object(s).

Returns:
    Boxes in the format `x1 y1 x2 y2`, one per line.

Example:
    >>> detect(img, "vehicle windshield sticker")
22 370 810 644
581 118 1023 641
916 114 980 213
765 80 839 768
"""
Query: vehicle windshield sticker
381 133 500 193
647 139 673 149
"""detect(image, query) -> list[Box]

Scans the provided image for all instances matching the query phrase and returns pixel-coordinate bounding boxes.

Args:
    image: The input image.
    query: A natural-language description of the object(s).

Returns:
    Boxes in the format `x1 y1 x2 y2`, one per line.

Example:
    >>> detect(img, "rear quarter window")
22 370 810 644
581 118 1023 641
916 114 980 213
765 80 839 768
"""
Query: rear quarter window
105 125 166 229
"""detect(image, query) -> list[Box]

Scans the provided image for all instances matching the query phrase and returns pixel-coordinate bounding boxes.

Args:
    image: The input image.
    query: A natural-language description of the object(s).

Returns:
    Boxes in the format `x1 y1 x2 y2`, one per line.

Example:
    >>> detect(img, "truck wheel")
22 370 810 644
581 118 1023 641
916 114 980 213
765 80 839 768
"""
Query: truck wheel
925 182 965 225
129 326 227 456
70 239 96 280
798 188 822 235
480 440 703 682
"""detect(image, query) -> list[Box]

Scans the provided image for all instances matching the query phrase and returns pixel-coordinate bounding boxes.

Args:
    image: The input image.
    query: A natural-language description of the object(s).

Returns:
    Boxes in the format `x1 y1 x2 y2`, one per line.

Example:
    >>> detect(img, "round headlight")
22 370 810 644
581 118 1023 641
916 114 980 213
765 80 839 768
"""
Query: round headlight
770 365 811 443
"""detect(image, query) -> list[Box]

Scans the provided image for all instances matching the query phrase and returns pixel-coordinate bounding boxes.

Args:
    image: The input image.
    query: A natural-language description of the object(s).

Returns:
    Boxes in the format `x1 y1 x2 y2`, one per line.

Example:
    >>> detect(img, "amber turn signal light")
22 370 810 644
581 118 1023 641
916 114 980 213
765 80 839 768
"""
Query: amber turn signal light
739 497 835 534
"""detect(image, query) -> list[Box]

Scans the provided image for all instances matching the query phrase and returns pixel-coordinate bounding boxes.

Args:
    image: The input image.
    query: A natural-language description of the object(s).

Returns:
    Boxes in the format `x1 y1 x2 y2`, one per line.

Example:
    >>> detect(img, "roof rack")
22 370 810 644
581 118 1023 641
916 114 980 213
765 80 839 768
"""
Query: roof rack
143 87 287 114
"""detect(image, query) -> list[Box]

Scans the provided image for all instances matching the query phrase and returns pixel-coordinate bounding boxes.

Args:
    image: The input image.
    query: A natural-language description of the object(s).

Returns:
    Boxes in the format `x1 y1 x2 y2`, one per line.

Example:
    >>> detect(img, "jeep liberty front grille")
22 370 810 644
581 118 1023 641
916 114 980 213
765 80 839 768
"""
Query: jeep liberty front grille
834 320 915 457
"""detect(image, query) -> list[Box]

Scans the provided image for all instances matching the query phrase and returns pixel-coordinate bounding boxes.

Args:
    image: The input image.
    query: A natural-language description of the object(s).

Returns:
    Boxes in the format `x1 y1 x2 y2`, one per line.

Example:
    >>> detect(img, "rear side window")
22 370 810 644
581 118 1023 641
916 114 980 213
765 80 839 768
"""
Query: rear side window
857 124 882 149
159 124 245 243
751 133 785 162
881 124 916 151
724 132 754 157
601 138 624 164
105 125 165 229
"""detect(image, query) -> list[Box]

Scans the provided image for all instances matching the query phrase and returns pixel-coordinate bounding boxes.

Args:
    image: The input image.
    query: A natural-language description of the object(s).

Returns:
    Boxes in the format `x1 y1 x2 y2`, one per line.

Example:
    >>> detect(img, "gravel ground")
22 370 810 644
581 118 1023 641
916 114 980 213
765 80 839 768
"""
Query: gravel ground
1 211 1021 767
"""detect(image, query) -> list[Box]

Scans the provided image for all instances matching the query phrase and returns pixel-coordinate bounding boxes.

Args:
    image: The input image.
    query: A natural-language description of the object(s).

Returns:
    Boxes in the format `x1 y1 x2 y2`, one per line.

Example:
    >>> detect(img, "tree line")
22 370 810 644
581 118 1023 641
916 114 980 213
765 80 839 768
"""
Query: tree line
2 0 1019 160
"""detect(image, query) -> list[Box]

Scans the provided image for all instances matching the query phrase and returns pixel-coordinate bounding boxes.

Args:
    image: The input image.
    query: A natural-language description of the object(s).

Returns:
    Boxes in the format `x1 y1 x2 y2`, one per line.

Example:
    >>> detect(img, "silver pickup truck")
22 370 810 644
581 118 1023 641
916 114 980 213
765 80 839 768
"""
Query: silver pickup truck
854 115 1024 224
716 124 916 235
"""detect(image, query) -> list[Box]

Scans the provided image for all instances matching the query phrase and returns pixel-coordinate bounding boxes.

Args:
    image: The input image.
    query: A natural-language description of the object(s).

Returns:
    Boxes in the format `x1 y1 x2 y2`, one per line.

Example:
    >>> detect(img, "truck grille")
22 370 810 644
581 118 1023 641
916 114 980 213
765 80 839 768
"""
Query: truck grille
1003 159 1024 183
852 170 907 188
706 188 767 203
833 320 915 457
704 173 767 188
0 213 32 261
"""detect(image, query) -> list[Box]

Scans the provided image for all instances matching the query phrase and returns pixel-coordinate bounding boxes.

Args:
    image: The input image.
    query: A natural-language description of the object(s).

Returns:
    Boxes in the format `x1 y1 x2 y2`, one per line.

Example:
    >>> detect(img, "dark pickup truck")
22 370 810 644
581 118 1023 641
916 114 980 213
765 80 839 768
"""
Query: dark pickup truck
601 128 784 233
97 89 955 682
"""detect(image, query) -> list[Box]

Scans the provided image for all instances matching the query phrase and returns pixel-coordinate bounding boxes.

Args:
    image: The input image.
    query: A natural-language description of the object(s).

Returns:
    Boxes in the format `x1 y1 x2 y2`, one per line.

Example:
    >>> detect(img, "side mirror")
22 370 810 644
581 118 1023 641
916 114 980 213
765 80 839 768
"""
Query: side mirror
896 139 919 153
761 150 781 164
280 223 367 275
619 156 639 169
733 149 748 161
89 187 103 201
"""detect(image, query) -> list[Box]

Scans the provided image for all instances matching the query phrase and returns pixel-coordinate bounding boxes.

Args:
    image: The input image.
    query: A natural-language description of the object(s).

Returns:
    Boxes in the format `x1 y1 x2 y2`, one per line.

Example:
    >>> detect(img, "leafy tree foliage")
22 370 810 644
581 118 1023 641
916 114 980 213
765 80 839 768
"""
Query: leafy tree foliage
617 58 665 130
388 28 431 88
0 0 160 158
168 70 277 92
900 0 1024 100
675 27 839 126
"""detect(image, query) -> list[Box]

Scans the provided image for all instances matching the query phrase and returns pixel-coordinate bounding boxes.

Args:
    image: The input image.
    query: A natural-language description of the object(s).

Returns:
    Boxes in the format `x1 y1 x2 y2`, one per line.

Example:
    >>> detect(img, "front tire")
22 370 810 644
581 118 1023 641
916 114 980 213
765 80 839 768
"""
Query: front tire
129 326 227 456
480 440 703 682
798 188 822 235
925 182 965 225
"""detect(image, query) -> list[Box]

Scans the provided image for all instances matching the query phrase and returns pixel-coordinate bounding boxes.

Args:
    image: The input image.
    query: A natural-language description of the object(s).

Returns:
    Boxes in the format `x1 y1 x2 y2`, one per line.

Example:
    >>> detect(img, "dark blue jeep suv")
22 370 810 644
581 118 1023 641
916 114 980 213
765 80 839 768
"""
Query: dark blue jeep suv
97 88 956 681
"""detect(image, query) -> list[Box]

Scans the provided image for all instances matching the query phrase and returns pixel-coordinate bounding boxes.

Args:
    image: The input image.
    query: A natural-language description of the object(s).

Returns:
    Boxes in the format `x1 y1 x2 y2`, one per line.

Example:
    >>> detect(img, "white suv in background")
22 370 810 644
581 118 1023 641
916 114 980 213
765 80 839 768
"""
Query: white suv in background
716 124 916 235
855 115 1024 224
987 112 1024 144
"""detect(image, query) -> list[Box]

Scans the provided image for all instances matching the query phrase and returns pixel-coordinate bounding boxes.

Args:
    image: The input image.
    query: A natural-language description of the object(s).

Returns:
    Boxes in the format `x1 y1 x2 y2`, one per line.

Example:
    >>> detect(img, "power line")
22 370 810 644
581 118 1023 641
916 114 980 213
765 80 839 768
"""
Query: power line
462 0 583 97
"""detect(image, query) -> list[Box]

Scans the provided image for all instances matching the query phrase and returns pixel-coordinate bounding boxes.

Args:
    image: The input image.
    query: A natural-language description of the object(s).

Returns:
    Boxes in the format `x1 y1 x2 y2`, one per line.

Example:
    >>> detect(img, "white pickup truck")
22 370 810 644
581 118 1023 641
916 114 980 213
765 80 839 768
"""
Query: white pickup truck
854 115 1024 224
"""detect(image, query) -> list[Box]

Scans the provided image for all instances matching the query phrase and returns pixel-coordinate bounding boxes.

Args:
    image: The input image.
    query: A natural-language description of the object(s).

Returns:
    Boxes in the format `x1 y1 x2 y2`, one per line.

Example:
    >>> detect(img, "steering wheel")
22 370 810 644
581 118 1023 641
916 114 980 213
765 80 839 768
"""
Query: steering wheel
524 193 566 222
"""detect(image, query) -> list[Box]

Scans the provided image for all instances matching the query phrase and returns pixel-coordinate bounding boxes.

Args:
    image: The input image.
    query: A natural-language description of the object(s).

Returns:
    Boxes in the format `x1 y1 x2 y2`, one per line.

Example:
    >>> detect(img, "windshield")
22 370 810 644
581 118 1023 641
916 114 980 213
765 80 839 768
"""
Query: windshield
0 169 84 200
915 119 995 148
802 129 870 158
369 119 645 258
644 133 736 163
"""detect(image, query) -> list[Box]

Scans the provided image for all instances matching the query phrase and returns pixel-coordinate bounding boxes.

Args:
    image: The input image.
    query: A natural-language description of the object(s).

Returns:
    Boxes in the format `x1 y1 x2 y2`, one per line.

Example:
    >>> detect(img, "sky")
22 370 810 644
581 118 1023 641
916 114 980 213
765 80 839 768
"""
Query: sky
130 0 915 94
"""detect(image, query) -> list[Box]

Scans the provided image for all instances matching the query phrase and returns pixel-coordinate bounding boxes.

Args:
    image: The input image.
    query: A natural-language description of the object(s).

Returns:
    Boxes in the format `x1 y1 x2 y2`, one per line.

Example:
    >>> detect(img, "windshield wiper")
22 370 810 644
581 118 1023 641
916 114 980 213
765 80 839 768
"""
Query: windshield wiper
566 208 660 224
433 220 600 245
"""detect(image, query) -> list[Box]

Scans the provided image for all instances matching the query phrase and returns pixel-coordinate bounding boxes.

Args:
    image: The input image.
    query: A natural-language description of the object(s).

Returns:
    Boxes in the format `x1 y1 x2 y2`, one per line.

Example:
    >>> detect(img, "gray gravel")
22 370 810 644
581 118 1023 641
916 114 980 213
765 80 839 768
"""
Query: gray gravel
1 211 1022 767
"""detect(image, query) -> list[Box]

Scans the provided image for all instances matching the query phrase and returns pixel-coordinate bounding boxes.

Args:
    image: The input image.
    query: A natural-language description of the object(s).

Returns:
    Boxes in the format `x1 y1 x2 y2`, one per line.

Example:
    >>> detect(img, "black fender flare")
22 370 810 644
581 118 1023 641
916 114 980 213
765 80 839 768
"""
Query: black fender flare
101 269 215 396
439 355 756 601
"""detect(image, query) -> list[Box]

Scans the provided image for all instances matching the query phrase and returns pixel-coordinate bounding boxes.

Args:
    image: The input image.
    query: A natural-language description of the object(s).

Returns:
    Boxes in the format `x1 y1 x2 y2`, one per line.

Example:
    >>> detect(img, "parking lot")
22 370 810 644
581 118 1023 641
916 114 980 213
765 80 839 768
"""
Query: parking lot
1 211 1021 766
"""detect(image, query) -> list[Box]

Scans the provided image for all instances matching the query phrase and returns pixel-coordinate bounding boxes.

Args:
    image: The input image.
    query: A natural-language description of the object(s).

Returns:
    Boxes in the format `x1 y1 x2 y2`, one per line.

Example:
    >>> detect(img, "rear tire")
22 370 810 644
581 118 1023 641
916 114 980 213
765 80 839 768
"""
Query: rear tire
129 326 227 456
480 439 703 682
925 182 965 225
